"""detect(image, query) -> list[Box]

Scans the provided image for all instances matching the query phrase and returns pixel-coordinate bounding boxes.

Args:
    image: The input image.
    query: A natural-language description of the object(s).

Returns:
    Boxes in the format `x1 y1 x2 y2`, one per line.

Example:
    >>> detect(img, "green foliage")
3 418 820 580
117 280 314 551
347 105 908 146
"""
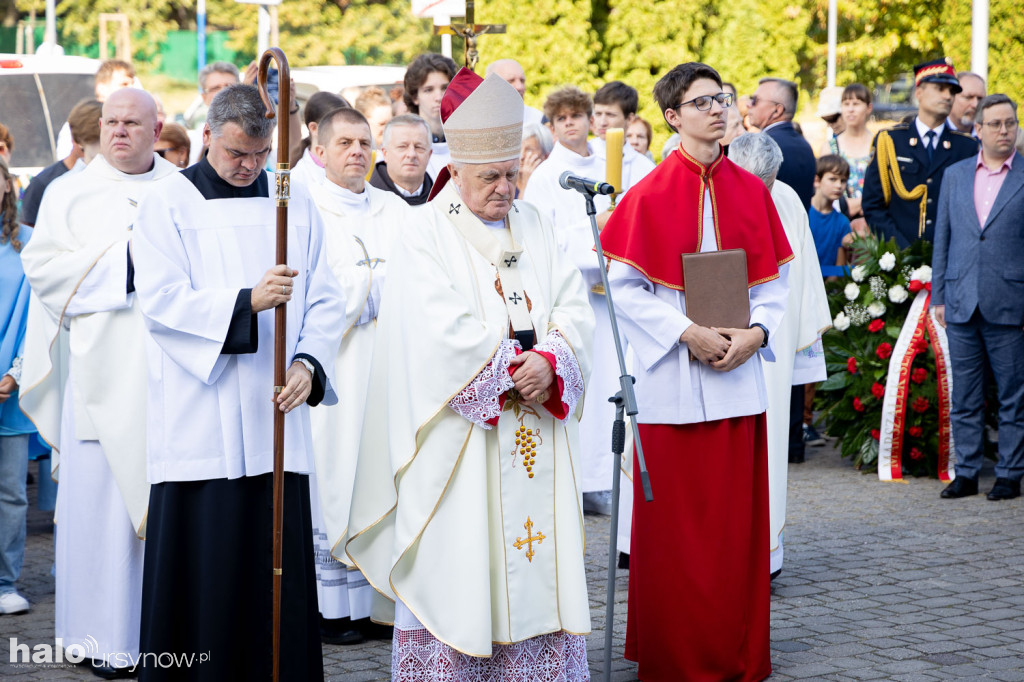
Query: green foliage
942 0 1024 102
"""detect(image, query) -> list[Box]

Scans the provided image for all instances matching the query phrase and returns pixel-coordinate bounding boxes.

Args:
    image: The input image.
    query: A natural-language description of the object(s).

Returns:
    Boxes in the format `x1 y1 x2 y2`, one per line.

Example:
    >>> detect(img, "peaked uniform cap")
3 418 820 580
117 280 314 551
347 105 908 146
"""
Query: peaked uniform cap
427 67 525 201
914 58 961 94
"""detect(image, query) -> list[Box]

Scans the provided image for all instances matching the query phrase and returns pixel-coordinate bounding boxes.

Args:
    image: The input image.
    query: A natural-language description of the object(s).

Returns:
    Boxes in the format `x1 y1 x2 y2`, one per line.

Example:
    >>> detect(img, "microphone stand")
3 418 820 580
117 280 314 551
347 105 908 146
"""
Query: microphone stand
577 190 653 682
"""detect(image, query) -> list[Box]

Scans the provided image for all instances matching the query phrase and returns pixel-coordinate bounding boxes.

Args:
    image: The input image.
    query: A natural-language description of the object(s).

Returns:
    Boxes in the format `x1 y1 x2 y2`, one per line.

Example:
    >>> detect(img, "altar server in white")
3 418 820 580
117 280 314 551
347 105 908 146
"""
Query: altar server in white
132 84 345 681
729 133 831 575
346 68 595 680
524 86 655 515
19 88 176 676
307 106 415 644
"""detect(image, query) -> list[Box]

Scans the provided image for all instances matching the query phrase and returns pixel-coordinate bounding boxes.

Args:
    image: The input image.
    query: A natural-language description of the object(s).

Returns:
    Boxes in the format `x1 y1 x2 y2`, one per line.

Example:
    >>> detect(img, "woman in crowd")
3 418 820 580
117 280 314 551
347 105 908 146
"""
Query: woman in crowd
626 116 654 161
155 123 191 169
829 83 874 234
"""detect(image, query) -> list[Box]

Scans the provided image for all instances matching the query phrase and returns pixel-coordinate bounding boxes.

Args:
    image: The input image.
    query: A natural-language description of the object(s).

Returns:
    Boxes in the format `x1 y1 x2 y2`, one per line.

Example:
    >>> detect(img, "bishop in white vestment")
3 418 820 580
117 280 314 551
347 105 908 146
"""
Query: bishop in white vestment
306 107 417 642
729 133 832 575
346 69 595 682
525 132 655 510
19 89 176 672
132 85 345 681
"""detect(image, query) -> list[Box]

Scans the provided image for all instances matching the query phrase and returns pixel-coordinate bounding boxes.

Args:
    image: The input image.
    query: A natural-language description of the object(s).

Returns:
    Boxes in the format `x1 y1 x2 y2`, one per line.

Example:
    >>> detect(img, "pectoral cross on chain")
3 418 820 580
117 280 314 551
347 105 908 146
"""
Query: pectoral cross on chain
513 516 545 563
433 0 507 72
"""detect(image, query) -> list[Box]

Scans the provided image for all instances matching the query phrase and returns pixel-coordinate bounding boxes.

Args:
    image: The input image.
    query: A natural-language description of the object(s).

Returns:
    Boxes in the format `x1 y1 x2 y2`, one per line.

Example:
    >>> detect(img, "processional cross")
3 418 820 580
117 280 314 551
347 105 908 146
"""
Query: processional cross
433 0 506 72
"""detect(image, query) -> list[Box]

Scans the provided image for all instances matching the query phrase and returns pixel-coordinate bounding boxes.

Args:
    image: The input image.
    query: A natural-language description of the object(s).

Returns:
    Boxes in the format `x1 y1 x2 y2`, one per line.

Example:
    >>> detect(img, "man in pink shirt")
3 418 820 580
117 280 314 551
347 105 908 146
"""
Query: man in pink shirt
932 93 1024 501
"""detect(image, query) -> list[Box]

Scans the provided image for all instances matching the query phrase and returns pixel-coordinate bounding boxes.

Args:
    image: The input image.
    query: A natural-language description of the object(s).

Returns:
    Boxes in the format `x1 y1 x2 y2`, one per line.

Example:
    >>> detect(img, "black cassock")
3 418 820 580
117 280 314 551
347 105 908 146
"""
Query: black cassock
138 158 324 682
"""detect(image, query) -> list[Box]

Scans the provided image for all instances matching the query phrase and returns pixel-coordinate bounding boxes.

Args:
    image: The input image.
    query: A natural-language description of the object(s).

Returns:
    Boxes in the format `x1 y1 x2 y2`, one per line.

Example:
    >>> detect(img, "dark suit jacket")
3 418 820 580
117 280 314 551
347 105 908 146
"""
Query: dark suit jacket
765 121 816 209
932 153 1024 326
862 119 977 247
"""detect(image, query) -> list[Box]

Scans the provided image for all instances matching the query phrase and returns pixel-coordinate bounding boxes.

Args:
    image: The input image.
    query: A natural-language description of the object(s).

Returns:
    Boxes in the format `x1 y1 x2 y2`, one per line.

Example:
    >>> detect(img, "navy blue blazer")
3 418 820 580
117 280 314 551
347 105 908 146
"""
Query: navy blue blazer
765 121 816 209
932 153 1024 326
862 119 977 247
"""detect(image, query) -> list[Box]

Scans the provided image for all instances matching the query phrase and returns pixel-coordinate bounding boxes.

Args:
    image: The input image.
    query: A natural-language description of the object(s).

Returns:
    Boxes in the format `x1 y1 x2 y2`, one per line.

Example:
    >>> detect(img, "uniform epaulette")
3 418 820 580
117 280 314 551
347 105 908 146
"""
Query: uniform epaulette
948 129 975 139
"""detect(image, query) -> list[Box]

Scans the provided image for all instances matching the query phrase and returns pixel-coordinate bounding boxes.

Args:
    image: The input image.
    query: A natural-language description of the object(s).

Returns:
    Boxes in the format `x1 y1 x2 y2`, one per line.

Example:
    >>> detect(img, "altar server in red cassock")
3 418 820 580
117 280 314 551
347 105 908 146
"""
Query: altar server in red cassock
600 62 793 682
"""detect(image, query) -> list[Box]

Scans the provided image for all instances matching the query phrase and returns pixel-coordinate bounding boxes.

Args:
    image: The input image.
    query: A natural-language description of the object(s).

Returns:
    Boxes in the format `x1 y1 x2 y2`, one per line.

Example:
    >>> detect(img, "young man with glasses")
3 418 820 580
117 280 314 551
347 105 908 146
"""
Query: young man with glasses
600 62 793 682
932 93 1024 502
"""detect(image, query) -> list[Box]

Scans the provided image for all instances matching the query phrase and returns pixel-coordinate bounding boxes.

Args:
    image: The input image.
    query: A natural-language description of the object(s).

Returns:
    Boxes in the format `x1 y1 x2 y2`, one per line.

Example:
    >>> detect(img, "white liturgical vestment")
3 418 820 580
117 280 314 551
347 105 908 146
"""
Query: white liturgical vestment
764 181 831 573
525 139 655 493
346 186 595 657
132 173 343 483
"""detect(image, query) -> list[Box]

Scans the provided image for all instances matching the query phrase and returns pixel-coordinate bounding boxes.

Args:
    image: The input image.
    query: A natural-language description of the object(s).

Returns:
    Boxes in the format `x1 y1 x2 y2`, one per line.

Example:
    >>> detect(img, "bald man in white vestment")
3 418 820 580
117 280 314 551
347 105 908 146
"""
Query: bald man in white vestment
346 68 595 682
20 89 177 677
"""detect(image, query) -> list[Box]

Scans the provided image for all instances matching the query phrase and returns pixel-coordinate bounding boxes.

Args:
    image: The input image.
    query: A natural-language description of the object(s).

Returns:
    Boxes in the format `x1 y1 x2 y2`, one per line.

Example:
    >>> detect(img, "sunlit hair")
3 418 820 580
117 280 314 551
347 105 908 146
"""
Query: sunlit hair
382 114 431 149
207 85 276 140
543 86 593 122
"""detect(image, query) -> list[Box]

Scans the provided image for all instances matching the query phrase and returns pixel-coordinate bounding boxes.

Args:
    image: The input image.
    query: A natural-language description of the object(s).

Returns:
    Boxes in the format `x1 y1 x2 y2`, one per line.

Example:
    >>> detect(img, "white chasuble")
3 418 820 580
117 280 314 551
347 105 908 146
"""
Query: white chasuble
765 182 831 573
307 182 414 619
132 174 345 483
19 153 180 535
346 183 595 656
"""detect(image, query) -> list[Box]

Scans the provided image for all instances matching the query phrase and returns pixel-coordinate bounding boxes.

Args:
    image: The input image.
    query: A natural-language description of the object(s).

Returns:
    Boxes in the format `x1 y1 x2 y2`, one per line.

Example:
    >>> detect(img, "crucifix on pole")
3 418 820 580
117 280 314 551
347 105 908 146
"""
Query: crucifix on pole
433 0 506 72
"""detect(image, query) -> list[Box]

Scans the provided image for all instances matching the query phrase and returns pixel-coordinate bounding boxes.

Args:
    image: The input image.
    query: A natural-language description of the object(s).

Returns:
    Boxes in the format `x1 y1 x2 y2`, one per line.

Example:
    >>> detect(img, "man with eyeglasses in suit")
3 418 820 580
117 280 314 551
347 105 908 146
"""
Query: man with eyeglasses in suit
600 62 793 682
747 77 816 208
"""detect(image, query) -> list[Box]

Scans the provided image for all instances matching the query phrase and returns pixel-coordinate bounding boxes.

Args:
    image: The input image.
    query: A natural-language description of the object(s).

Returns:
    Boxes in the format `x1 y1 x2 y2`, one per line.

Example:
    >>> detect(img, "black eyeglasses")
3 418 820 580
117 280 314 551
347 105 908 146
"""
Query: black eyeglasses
676 92 734 112
155 148 169 158
749 95 782 109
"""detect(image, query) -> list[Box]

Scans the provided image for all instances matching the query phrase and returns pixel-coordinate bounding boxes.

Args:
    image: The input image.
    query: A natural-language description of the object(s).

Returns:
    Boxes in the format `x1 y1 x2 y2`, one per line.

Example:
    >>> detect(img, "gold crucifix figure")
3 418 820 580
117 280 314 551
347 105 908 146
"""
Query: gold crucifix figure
433 0 506 72
513 516 546 563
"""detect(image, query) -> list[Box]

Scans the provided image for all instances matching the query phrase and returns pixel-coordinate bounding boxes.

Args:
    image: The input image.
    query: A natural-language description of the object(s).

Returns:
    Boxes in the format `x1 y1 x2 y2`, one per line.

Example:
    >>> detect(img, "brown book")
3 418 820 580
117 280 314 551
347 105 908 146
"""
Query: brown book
682 249 750 331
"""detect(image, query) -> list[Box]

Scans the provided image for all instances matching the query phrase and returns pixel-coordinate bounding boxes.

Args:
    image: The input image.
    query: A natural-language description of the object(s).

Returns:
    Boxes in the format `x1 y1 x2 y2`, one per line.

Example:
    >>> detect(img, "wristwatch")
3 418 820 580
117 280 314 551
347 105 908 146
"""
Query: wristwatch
294 357 315 376
750 323 769 348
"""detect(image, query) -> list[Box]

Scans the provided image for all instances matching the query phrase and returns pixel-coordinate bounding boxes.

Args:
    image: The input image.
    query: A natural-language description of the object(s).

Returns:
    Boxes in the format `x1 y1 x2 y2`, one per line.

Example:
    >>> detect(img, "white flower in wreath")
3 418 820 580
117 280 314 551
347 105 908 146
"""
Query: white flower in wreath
868 301 886 318
851 265 867 282
844 282 860 301
879 251 897 271
834 311 850 331
889 284 909 303
911 265 932 283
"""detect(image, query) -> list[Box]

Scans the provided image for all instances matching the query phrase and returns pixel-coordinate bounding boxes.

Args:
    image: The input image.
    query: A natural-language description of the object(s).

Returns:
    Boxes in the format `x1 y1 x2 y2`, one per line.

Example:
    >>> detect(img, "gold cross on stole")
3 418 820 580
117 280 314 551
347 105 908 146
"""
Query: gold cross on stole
513 516 546 563
433 0 506 71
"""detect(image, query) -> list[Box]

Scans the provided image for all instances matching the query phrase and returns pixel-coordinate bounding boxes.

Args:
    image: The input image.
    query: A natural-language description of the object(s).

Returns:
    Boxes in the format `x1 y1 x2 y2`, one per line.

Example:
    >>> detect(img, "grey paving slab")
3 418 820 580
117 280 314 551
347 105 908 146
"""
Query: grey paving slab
3 439 1024 679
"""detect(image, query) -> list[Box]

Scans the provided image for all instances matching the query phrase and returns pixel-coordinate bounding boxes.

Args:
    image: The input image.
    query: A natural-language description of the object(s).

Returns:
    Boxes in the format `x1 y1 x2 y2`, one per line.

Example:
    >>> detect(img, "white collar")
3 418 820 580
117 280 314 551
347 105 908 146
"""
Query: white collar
323 180 370 214
914 117 946 142
395 181 424 197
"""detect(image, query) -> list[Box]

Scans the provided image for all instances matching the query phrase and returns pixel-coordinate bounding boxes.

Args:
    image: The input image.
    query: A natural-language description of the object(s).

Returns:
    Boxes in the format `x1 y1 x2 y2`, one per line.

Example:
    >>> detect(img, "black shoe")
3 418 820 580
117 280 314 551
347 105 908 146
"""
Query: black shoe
940 476 978 499
802 424 826 447
617 551 630 570
987 478 1021 501
770 568 782 581
788 452 805 464
88 659 138 679
320 616 365 645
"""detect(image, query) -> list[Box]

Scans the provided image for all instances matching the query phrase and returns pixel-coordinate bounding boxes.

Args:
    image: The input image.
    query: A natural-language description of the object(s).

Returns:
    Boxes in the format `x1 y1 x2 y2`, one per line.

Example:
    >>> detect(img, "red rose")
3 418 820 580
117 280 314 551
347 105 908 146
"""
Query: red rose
871 429 881 440
868 319 885 333
912 397 930 413
853 397 866 412
909 280 924 293
847 357 858 374
914 337 930 353
911 368 928 384
876 342 893 360
871 382 886 399
910 447 925 461
908 426 923 437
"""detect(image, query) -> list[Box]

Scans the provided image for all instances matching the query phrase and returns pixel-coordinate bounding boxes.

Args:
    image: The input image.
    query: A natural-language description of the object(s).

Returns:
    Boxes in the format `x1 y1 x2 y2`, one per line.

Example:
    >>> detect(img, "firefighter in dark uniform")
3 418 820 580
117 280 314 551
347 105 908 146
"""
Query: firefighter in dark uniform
862 58 978 247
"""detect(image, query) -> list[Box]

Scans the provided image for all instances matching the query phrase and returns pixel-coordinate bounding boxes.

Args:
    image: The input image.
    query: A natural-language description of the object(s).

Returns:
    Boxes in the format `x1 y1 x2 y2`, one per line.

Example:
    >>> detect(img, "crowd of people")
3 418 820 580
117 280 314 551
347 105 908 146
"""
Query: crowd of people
0 47 1020 682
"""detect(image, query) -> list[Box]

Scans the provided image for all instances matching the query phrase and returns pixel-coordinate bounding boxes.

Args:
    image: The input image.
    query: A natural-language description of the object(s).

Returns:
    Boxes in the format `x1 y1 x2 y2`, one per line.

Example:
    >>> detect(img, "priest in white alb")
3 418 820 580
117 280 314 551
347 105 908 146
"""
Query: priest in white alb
524 86 655 516
132 84 345 681
345 68 595 680
729 133 831 576
306 106 416 644
19 89 175 677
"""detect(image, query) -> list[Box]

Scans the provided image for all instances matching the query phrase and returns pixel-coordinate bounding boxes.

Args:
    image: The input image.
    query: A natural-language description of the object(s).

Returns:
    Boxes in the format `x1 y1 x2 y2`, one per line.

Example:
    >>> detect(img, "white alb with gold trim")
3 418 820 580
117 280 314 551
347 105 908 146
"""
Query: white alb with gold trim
345 188 595 656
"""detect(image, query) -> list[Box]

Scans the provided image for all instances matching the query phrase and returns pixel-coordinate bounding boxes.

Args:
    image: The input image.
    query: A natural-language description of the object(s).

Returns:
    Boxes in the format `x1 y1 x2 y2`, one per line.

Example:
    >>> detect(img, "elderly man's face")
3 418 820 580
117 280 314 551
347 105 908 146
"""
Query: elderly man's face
204 122 272 187
747 82 783 129
951 76 986 129
100 89 161 174
450 158 519 222
491 60 527 99
382 124 432 190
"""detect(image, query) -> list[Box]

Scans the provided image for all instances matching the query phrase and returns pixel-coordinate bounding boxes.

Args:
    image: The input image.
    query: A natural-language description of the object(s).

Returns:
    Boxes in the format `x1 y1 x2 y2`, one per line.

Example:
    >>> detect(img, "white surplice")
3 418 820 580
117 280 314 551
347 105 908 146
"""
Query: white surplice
291 147 326 189
132 174 344 483
19 153 179 659
307 181 415 619
764 182 831 574
346 184 595 659
426 139 450 181
525 139 655 493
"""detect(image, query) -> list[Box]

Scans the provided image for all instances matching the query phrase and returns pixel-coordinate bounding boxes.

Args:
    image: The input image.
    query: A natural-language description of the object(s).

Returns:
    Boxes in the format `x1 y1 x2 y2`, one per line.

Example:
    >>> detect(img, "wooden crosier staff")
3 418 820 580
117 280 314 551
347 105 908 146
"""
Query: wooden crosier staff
256 46 290 682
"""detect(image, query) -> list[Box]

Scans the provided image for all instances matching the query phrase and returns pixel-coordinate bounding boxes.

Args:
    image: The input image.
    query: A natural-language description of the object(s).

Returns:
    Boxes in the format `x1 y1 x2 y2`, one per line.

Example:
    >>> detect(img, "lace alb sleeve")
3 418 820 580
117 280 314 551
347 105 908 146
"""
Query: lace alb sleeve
448 339 519 428
534 331 584 420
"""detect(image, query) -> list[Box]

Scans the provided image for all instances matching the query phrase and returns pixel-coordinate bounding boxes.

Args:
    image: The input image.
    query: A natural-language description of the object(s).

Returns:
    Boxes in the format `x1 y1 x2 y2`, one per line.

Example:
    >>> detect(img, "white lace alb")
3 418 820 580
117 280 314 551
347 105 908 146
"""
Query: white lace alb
533 331 584 420
448 339 520 428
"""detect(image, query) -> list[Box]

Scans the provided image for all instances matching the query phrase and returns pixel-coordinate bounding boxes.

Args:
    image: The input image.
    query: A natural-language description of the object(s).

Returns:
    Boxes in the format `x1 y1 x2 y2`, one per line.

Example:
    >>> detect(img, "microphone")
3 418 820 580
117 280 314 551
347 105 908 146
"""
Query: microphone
559 170 616 196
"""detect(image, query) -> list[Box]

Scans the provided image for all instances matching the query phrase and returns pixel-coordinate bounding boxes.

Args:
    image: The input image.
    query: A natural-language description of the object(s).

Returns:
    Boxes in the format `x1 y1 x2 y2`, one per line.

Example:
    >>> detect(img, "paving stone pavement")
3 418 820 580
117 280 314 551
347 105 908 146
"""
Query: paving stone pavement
2 440 1023 680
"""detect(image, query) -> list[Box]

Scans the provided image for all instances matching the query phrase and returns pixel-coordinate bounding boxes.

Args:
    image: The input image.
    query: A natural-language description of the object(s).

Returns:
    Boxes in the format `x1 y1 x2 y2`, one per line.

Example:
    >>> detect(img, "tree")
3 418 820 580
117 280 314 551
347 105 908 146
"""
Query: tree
941 0 1023 103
